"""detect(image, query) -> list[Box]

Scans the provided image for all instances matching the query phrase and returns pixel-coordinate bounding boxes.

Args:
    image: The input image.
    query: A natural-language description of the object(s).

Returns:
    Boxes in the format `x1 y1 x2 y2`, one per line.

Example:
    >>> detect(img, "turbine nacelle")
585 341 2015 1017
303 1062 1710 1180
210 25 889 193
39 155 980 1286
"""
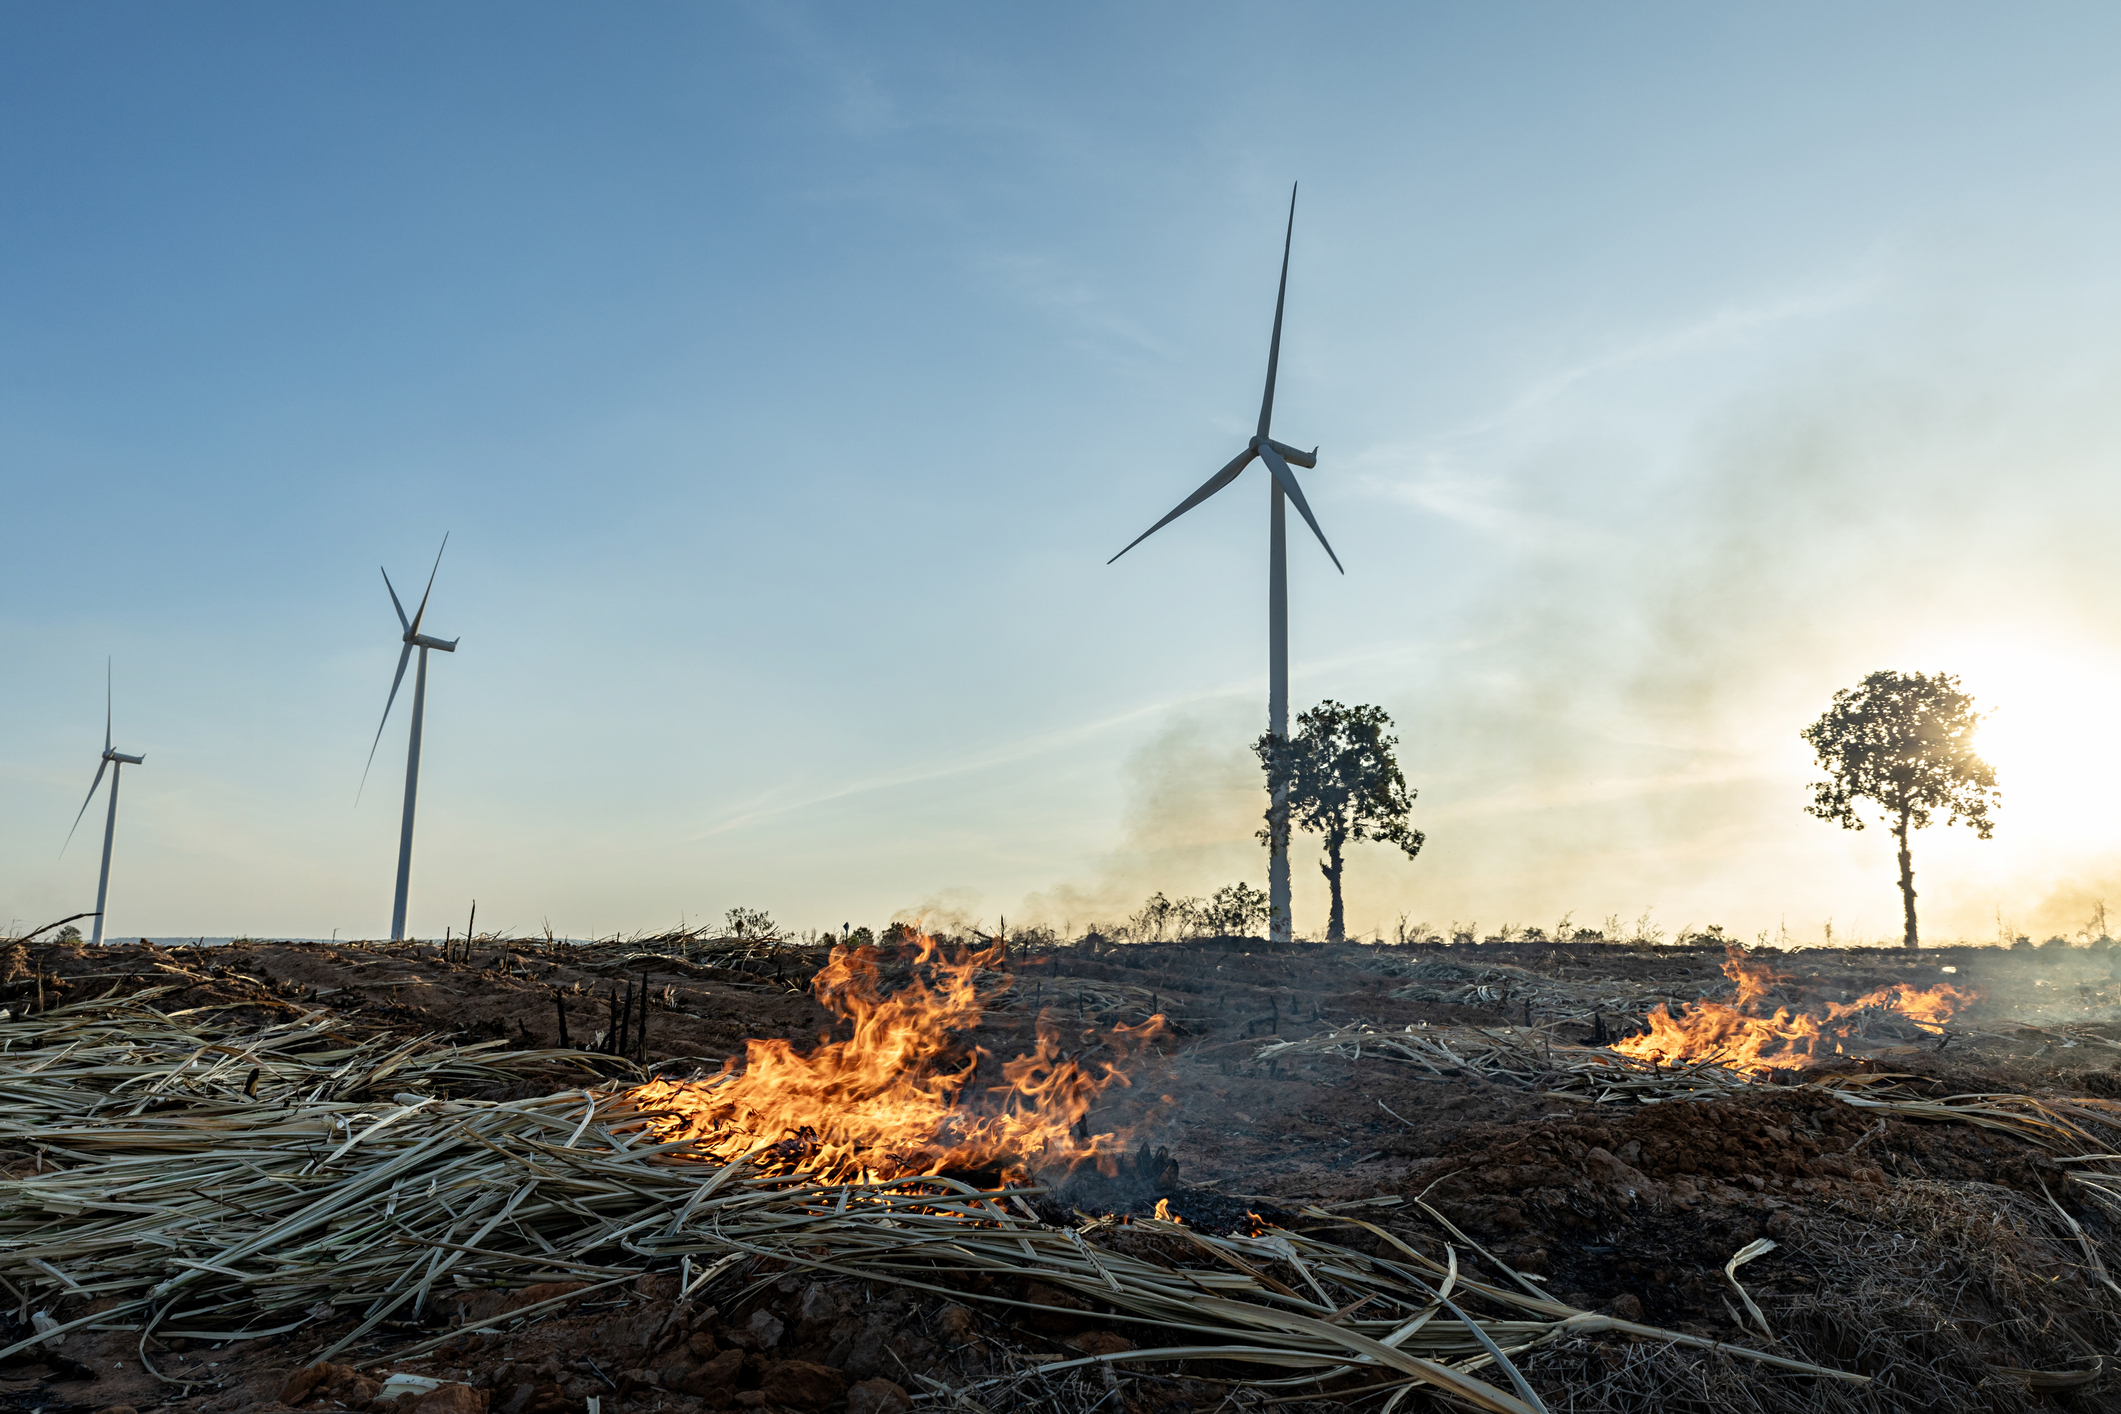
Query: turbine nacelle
409 633 459 652
1259 436 1317 468
104 750 145 765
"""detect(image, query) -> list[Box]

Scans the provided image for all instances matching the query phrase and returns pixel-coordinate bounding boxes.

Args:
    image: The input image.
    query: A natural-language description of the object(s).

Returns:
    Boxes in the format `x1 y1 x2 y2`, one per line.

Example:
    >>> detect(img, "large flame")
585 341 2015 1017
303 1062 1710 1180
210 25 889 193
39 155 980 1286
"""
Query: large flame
1612 947 1977 1075
632 936 1168 1182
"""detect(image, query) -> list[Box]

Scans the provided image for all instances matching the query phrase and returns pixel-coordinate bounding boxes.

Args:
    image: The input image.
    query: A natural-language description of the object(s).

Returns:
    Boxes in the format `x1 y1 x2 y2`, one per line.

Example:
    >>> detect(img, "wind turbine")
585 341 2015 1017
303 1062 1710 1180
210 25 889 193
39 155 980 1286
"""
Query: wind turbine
63 660 145 947
360 536 459 942
1108 184 1339 944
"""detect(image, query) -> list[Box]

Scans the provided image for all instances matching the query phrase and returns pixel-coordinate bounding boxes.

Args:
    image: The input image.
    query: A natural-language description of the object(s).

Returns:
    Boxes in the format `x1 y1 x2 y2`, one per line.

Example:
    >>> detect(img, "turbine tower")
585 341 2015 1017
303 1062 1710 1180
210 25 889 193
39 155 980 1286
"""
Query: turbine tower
64 660 145 947
360 536 459 942
1109 184 1339 944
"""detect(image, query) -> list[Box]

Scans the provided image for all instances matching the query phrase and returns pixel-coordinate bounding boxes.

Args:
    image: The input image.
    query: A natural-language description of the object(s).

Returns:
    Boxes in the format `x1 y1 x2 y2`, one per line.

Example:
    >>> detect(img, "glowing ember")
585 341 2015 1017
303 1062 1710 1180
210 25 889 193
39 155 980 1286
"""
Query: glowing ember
632 935 1169 1182
1612 947 1977 1075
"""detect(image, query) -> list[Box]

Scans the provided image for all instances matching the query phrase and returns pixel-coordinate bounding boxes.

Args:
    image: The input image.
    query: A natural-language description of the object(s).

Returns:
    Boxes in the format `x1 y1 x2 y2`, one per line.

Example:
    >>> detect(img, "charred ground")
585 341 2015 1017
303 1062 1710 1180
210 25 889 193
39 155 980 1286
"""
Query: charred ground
5 932 2121 1413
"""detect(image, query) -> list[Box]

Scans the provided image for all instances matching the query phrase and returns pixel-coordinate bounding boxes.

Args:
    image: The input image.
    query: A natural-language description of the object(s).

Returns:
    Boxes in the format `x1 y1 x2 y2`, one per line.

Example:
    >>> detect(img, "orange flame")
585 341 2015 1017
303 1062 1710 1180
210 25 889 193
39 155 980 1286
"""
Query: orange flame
1612 947 1977 1075
1153 1197 1182 1224
632 935 1169 1182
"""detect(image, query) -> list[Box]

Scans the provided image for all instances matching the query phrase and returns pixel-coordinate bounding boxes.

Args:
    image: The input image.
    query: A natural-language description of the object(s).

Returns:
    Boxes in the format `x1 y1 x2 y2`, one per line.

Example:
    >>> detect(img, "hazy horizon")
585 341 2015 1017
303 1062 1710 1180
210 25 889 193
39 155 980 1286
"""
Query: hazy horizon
8 5 2121 947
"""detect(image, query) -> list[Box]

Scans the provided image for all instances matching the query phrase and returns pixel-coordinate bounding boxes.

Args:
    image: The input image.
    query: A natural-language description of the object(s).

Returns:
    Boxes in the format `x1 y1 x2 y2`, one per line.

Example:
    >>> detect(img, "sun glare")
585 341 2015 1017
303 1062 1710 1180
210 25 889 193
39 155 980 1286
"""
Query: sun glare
1954 648 2121 845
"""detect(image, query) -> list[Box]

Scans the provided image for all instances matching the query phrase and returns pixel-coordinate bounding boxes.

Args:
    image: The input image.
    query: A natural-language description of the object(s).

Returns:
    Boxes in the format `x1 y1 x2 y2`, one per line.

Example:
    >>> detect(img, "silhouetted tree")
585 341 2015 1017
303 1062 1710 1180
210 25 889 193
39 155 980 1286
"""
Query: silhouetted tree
1802 670 1998 949
724 907 781 941
1201 881 1271 937
1129 892 1179 942
1256 701 1424 943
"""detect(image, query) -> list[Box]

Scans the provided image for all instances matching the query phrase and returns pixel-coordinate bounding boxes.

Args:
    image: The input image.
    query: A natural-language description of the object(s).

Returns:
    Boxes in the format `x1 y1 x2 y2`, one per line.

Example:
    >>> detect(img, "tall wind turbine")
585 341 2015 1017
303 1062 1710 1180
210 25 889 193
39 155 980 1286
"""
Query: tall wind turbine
360 536 459 942
63 660 145 947
1108 184 1339 944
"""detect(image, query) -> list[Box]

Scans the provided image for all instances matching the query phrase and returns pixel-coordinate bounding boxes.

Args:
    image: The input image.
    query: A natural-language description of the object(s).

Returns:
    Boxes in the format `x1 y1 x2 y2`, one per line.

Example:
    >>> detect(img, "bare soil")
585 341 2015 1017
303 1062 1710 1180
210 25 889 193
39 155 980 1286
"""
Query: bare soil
7 933 2121 1414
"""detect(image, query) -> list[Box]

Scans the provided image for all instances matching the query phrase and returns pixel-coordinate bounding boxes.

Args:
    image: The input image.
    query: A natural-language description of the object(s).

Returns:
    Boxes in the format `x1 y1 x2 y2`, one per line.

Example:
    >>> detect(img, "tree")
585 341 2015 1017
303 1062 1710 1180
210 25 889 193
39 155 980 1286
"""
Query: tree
1128 892 1179 942
1200 881 1271 937
1801 670 1998 949
724 907 781 941
1255 701 1424 943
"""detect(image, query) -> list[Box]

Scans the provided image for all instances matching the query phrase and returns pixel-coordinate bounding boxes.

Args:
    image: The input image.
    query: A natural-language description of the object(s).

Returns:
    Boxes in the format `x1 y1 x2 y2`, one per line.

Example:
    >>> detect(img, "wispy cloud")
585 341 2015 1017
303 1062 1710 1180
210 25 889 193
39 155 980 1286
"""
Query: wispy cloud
975 249 1175 364
1349 451 1569 551
686 676 1256 840
739 2 903 141
1346 282 1877 548
1466 285 1874 438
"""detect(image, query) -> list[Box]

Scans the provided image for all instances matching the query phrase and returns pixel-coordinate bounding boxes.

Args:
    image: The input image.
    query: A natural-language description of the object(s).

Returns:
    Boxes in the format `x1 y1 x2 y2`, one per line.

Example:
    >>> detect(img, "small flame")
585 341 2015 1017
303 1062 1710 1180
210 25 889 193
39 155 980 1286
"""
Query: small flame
1153 1197 1182 1224
1612 947 1977 1076
633 935 1169 1183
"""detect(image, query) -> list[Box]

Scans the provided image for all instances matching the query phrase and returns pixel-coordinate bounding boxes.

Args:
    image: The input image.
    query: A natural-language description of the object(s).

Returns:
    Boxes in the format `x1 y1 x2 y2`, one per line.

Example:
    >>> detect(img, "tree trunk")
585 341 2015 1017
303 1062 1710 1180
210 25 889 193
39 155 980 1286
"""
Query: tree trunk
1895 809 1919 949
1322 837 1346 944
1262 735 1293 944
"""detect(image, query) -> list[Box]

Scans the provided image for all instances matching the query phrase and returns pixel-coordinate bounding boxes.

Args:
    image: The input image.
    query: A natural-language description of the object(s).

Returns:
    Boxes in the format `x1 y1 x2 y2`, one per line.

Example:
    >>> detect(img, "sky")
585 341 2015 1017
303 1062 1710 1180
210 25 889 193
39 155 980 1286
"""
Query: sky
7 3 2121 946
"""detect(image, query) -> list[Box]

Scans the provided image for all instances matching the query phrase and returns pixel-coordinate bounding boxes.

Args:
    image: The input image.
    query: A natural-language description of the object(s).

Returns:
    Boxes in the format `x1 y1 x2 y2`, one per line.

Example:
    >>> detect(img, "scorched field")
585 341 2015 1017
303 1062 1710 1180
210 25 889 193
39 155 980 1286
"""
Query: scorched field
2 930 2119 1414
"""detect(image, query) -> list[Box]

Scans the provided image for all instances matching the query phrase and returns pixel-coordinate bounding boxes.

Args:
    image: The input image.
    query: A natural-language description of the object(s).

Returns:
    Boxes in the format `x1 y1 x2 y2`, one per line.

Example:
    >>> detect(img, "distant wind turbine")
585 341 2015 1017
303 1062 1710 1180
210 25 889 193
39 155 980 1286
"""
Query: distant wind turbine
63 659 145 947
360 536 459 942
1108 184 1339 944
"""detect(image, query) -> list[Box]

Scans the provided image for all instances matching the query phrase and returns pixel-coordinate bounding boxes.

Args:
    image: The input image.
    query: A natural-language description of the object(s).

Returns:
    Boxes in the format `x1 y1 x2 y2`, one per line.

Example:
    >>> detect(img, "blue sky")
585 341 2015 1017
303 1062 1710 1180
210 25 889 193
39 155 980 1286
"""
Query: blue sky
8 4 2121 943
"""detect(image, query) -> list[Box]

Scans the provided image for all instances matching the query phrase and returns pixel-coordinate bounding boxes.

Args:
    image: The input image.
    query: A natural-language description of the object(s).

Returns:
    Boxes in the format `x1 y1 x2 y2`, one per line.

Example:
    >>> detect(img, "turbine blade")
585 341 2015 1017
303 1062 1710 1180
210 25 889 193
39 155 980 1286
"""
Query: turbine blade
1258 442 1344 574
1256 181 1297 440
357 643 415 804
63 759 108 856
382 568 410 634
1107 447 1257 565
104 658 112 754
410 532 449 637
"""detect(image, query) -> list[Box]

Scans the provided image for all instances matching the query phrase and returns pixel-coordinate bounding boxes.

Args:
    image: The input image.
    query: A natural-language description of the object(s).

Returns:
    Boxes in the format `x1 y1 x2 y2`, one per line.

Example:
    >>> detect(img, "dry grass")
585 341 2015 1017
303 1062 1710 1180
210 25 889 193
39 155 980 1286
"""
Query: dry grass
0 996 1859 1413
1513 1180 2112 1414
1253 1022 1754 1101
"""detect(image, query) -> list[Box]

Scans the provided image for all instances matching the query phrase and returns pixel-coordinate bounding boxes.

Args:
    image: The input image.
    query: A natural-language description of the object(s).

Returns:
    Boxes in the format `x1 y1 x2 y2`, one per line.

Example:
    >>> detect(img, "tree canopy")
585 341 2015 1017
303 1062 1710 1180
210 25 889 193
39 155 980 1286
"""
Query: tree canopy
1801 669 1998 948
1256 701 1423 943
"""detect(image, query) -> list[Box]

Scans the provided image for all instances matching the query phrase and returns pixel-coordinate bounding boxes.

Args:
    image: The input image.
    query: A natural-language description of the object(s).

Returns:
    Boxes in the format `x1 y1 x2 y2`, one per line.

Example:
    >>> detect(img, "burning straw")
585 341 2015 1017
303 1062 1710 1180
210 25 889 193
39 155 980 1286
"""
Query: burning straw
0 993 1861 1412
1253 1020 1758 1102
